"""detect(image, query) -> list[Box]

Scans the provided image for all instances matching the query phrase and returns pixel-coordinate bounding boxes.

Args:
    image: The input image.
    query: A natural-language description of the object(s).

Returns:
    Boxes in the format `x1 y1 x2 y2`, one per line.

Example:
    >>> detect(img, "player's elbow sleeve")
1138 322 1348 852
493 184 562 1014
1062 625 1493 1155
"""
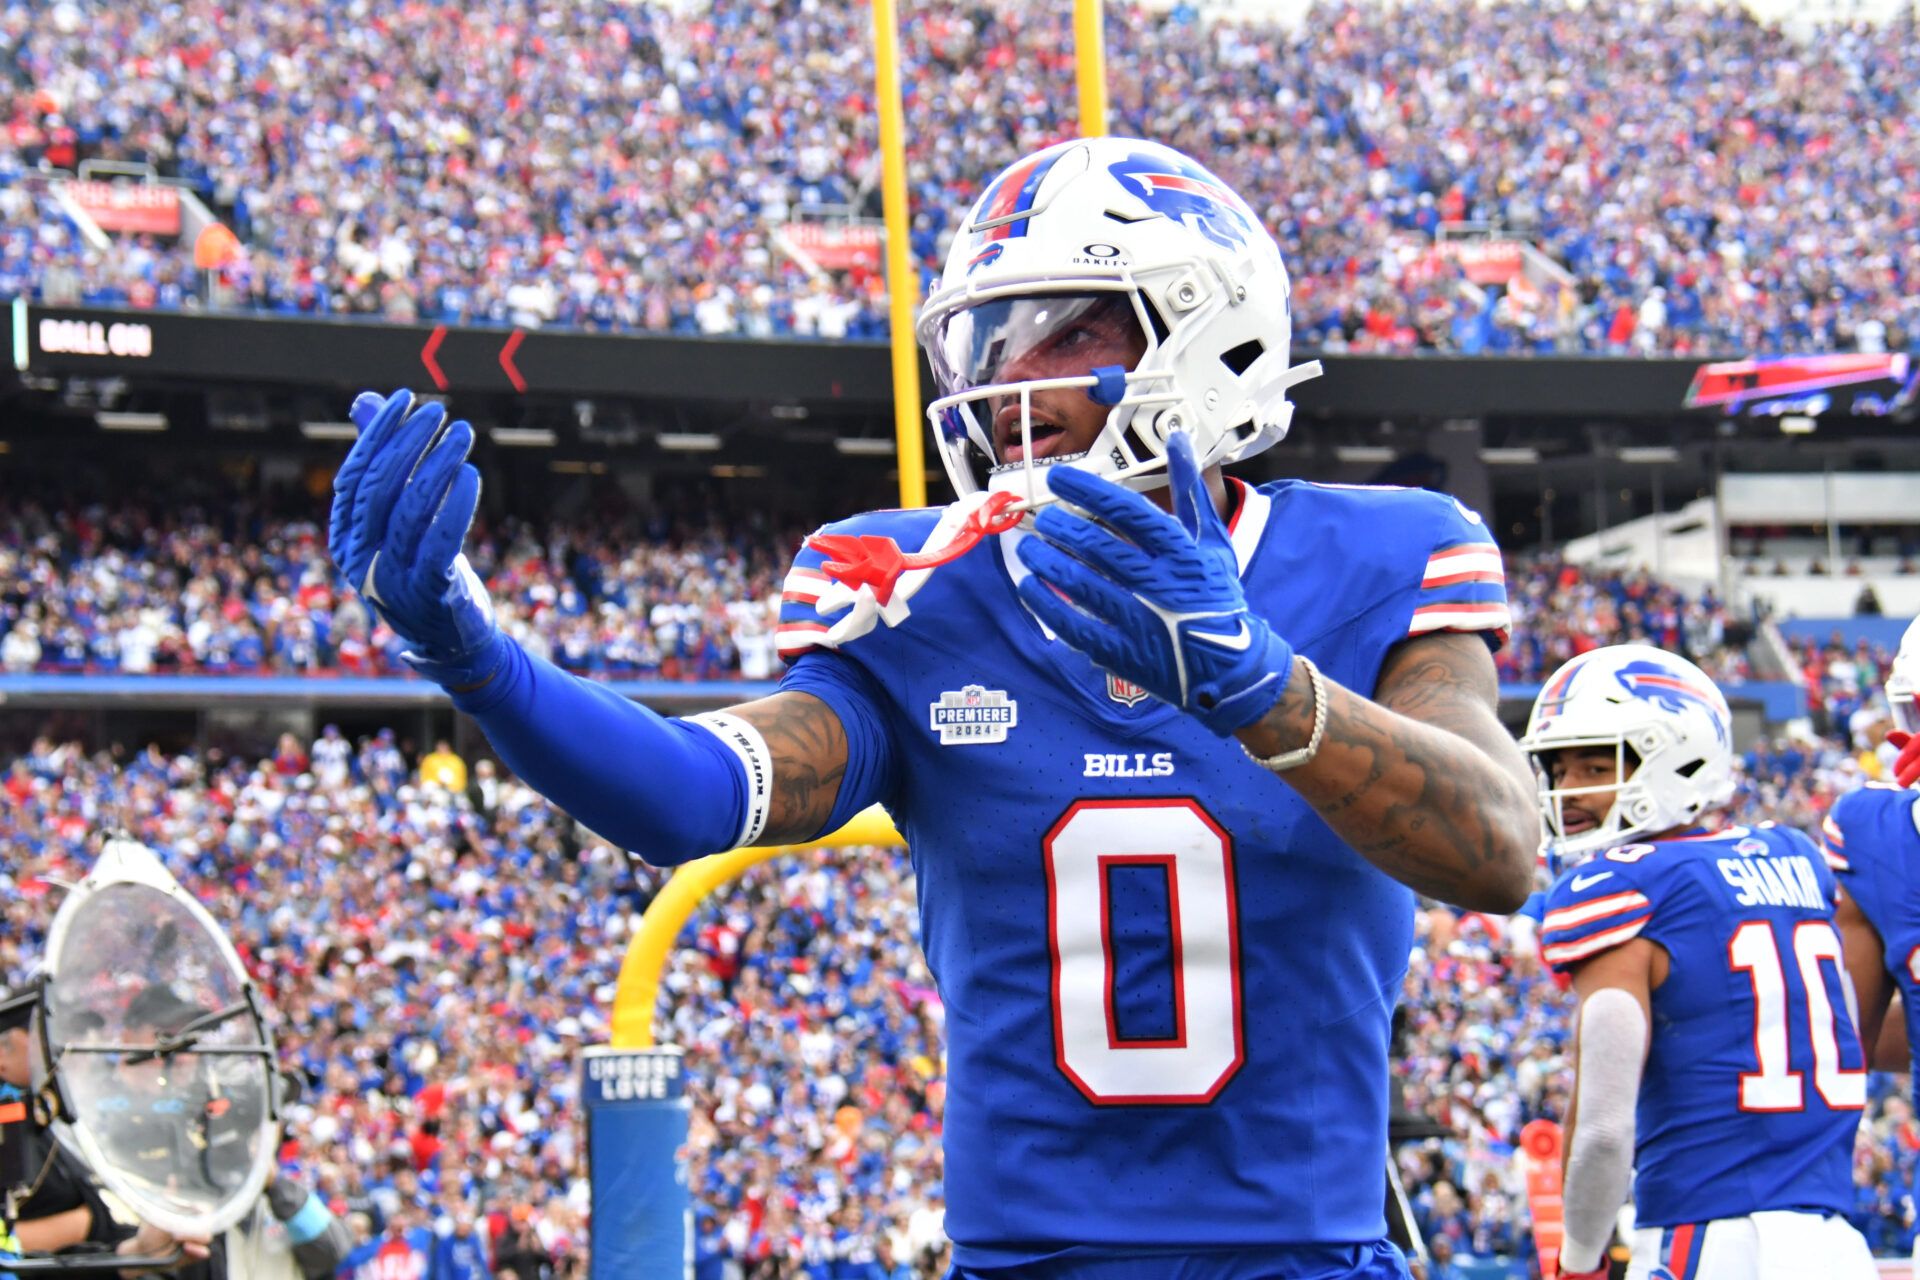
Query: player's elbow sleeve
1561 987 1646 1268
458 642 753 864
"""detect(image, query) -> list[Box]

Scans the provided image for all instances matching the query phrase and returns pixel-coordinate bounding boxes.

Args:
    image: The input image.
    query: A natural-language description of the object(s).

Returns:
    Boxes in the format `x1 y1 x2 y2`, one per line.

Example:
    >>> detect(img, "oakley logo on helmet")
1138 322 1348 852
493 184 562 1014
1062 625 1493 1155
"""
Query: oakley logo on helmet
1613 660 1729 745
1106 151 1256 251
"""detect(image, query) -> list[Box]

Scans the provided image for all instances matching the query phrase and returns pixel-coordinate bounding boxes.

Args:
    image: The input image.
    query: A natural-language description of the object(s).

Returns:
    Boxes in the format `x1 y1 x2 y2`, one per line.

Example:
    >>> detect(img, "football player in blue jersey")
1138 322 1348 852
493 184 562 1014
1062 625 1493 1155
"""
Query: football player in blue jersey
327 136 1540 1279
1525 645 1876 1280
1824 617 1920 1271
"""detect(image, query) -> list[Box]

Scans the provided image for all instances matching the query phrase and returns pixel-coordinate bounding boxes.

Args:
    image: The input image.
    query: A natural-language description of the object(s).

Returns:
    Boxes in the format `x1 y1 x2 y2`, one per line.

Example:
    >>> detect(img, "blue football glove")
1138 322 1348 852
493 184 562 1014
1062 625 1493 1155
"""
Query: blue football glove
327 389 505 689
1013 431 1294 735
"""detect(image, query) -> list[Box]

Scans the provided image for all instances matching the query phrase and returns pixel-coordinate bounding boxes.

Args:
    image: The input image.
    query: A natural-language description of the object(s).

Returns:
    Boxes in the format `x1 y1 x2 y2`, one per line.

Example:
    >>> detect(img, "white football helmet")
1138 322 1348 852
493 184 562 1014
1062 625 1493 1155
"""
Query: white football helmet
917 137 1321 509
1886 616 1920 736
1518 644 1736 864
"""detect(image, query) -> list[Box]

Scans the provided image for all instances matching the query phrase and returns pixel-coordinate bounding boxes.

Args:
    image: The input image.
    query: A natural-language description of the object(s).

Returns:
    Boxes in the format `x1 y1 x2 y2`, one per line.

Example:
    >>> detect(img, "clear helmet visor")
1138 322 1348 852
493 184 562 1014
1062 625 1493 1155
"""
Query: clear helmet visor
931 291 1146 396
925 290 1177 502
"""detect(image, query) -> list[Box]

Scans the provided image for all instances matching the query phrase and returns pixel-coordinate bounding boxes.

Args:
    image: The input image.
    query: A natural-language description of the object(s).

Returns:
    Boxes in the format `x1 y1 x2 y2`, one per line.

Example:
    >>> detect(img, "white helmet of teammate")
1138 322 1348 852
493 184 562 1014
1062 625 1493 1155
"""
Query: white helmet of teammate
1886 616 1920 736
1518 644 1736 864
916 137 1321 508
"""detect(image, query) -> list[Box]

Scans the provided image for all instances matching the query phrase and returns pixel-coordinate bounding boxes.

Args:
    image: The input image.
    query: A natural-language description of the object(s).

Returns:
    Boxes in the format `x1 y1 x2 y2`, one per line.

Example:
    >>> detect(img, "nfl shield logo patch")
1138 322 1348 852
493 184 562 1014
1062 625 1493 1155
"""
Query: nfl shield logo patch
1106 674 1152 707
930 685 1018 745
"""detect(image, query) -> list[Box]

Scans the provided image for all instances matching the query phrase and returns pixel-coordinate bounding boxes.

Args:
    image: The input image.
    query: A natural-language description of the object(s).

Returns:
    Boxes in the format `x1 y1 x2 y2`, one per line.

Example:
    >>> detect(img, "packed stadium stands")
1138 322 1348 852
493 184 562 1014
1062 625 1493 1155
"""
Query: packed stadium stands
2 0 1916 355
0 499 794 681
4 712 1915 1277
3 0 1919 1272
0 494 1777 691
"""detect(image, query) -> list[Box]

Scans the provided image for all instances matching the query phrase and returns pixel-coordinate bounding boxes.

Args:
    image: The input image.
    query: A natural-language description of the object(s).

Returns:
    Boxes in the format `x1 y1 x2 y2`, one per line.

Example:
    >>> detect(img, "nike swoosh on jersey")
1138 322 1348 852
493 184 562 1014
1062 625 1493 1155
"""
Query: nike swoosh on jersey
1570 871 1614 891
1190 620 1253 651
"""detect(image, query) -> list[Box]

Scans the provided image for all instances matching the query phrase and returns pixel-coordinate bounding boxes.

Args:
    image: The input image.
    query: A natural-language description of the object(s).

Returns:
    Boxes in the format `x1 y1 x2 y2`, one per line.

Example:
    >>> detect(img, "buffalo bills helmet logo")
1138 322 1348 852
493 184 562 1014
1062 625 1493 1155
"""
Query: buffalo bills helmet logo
967 242 1005 275
1614 660 1728 745
1106 151 1257 251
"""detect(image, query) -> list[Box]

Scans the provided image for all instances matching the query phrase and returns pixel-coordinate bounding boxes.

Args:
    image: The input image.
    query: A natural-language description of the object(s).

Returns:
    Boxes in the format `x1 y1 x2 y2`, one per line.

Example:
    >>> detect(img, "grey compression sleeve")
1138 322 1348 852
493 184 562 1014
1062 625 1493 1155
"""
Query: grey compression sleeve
1559 987 1647 1274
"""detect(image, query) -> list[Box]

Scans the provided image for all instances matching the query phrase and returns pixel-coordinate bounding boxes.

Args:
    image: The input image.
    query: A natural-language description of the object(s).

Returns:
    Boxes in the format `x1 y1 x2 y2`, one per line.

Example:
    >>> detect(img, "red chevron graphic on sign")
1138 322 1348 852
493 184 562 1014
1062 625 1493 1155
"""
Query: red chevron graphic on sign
499 330 527 393
419 325 448 390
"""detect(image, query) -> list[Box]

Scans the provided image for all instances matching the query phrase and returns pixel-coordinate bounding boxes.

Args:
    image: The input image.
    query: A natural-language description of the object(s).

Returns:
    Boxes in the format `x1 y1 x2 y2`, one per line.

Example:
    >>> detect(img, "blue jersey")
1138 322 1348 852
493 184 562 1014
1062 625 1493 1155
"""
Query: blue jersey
1821 782 1920 1098
776 479 1508 1267
1539 825 1864 1227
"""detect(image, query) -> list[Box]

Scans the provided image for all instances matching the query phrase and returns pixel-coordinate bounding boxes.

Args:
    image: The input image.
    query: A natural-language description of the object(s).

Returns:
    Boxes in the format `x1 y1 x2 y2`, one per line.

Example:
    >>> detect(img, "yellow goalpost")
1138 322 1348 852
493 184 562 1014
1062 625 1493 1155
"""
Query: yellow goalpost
604 0 1111 1052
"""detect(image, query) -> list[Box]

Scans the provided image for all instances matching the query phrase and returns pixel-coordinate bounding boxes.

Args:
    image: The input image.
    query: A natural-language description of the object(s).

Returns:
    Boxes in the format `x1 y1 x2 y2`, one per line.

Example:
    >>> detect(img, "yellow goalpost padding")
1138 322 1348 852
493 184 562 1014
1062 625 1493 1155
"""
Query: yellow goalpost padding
1075 0 1109 137
609 806 906 1048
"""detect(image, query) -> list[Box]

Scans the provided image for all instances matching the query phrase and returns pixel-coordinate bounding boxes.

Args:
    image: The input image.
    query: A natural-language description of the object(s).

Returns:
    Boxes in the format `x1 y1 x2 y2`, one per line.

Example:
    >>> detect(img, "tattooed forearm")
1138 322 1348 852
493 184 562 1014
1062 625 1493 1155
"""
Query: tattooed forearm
730 691 853 844
1237 632 1537 910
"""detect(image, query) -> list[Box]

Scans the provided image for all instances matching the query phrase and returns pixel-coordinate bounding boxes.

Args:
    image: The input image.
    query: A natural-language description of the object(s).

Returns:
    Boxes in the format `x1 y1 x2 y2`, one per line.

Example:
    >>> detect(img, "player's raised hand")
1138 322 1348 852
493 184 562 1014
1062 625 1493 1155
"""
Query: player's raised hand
327 389 505 689
1013 431 1295 735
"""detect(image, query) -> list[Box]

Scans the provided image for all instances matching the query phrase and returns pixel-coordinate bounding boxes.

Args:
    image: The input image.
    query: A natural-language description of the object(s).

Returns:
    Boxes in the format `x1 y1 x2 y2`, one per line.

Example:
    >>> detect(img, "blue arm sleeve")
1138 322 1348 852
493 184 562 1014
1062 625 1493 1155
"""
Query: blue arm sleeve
777 649 901 840
449 639 750 865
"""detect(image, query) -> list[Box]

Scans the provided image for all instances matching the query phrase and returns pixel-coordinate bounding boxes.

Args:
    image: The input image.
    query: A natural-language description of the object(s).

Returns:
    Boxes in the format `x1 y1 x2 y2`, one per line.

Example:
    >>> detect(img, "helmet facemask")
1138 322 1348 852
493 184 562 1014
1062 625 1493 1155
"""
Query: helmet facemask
923 278 1198 510
1531 737 1660 867
1521 645 1735 869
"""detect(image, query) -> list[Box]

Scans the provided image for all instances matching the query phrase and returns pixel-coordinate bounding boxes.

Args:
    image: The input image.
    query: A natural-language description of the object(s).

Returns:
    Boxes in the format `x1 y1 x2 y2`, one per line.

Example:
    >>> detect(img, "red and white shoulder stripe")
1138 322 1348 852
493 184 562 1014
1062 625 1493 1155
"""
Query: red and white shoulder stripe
1407 540 1510 640
1539 889 1654 967
1407 600 1513 635
777 565 840 661
1420 542 1504 588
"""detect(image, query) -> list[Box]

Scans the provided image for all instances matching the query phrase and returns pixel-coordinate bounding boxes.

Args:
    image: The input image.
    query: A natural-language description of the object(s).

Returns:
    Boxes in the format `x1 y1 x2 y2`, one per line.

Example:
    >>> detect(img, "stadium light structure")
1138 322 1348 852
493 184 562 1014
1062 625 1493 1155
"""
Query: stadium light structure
656 432 721 452
1335 445 1396 464
1617 445 1680 464
1479 447 1541 465
299 420 358 441
833 437 896 456
94 410 168 432
491 426 557 447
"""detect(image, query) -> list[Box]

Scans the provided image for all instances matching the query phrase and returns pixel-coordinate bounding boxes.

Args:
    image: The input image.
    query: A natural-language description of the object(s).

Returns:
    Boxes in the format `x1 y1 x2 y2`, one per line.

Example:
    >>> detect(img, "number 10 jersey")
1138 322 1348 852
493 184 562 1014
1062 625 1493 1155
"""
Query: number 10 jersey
1539 825 1864 1228
777 479 1508 1267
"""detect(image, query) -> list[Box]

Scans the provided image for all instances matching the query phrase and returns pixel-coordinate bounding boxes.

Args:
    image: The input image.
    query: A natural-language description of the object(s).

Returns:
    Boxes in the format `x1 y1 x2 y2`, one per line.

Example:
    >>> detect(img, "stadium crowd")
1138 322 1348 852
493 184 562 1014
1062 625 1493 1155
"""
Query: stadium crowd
1 0 1916 355
1497 555 1751 686
0 499 1763 693
2 698 1917 1276
0 499 796 683
1789 628 1906 740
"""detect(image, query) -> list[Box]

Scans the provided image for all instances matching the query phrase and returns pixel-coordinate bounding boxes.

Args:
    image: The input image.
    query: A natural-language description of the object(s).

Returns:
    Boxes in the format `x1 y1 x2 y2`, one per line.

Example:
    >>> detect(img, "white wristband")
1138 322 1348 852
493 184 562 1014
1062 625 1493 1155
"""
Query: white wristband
686 711 774 849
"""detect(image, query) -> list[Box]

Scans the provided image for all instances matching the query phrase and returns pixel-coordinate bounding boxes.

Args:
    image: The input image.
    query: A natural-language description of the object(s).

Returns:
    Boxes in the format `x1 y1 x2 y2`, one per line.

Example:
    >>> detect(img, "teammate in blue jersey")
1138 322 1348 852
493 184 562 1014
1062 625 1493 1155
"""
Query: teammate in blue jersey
1524 645 1876 1280
326 136 1540 1278
1828 615 1920 1070
1823 618 1920 1270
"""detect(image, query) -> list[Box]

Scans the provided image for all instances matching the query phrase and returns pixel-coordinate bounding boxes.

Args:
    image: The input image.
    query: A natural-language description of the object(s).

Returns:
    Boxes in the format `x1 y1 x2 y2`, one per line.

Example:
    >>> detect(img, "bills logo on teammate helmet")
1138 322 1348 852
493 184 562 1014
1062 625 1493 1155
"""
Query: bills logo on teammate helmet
1613 660 1730 745
1106 150 1257 251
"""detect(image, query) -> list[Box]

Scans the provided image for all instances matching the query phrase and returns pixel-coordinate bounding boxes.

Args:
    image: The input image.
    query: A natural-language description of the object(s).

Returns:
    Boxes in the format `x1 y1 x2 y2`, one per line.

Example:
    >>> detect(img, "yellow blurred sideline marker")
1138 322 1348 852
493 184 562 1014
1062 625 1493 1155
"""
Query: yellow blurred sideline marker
610 805 904 1048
